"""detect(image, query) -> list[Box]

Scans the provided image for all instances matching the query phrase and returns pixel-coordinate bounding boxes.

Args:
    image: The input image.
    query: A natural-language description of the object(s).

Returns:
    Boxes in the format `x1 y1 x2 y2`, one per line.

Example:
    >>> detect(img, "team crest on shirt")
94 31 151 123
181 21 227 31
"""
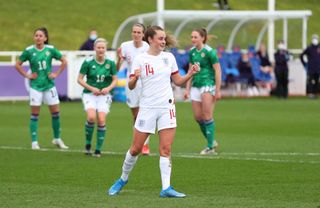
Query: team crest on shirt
201 52 205 57
162 57 169 66
138 119 145 127
105 64 110 69
45 51 51 56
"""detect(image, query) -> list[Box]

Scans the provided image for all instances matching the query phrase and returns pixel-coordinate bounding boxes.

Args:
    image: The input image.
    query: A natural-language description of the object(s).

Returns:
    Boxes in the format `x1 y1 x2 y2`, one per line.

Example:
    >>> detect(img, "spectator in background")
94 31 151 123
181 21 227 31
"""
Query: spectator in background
274 40 290 99
300 34 320 99
77 38 118 157
237 52 259 96
79 30 98 50
15 27 68 150
257 43 272 74
213 0 231 10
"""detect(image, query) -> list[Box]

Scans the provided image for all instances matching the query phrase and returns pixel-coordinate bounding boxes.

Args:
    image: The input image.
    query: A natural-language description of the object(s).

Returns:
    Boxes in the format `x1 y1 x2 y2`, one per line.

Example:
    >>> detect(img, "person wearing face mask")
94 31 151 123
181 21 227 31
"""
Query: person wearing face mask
300 34 320 99
274 40 290 99
79 30 98 51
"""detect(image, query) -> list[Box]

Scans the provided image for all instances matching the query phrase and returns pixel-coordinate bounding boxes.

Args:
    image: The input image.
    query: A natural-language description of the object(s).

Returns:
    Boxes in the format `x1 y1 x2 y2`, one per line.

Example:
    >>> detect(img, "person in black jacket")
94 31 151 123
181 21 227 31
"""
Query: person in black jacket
300 34 320 99
274 40 290 99
79 30 98 51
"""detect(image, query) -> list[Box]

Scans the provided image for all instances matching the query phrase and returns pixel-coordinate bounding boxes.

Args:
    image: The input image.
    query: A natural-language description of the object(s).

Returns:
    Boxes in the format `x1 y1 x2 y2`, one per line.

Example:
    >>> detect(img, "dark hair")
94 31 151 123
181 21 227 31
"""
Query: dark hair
144 25 176 48
193 28 208 44
34 27 49 44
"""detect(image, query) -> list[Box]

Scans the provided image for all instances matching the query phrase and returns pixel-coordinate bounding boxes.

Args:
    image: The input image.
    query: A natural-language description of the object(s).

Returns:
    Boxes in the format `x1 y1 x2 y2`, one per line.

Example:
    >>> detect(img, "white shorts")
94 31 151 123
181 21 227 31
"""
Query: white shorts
125 80 142 108
190 86 216 102
134 106 177 134
82 93 112 113
29 87 60 106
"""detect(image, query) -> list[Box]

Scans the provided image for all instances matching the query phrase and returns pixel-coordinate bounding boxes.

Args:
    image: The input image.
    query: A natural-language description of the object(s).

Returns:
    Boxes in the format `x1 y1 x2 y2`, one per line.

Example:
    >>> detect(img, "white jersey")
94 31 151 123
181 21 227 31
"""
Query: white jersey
120 40 149 78
131 51 179 109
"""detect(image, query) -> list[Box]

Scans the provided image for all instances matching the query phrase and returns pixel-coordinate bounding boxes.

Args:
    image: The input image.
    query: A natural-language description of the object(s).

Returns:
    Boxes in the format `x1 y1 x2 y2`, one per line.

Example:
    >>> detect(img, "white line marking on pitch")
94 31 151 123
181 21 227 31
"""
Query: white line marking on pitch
1 145 320 164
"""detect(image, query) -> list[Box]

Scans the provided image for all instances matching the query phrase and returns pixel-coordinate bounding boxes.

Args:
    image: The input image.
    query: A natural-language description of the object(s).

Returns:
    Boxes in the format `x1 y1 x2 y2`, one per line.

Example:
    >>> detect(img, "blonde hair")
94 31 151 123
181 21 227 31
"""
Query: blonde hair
94 38 108 47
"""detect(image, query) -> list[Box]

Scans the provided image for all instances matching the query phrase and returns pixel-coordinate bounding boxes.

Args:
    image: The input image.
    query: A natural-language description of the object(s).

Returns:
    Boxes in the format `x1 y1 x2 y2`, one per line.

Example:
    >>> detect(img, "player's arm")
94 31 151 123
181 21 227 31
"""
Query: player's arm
213 62 222 100
77 73 101 95
171 63 199 86
128 68 140 90
116 47 124 70
15 60 36 79
48 56 67 79
101 75 118 95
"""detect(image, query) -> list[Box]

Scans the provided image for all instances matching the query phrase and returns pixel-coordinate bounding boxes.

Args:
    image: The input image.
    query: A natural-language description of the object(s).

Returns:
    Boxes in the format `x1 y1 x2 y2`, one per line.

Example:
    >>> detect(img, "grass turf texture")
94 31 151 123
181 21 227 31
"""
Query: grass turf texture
0 98 320 208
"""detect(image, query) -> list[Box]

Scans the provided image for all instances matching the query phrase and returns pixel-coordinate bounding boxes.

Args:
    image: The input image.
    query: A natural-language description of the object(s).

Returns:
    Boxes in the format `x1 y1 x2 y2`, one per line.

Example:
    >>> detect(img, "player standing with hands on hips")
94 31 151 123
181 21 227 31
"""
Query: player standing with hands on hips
184 28 222 155
77 38 118 157
15 27 68 150
116 23 151 155
108 25 199 197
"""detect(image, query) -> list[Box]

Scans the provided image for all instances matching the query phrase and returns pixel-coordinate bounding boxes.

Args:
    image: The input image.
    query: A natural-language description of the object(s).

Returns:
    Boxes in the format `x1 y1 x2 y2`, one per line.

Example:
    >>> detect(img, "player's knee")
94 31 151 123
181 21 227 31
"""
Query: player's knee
159 146 171 157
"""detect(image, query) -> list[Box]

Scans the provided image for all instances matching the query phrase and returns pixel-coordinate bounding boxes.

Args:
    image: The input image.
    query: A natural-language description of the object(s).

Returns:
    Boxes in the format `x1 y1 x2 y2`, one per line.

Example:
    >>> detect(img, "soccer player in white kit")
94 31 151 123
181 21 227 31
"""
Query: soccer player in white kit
117 23 151 155
108 25 199 198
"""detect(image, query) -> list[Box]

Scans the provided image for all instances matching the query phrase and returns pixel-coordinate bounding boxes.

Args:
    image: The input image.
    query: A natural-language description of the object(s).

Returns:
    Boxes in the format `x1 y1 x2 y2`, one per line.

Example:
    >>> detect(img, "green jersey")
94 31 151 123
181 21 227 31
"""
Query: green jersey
79 56 117 94
189 45 219 87
19 45 63 91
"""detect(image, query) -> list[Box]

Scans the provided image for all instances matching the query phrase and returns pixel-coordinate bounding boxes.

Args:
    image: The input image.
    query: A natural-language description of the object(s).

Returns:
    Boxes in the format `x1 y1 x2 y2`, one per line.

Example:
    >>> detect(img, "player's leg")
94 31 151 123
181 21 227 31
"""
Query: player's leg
94 111 106 157
201 92 216 152
29 88 42 149
158 128 185 198
85 109 96 154
93 94 112 157
190 87 207 140
108 108 154 196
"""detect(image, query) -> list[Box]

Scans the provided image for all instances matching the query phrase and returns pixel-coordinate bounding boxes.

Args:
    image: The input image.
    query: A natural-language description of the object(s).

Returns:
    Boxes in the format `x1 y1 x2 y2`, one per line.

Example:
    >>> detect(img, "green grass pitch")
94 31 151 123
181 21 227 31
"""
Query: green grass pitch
0 98 319 208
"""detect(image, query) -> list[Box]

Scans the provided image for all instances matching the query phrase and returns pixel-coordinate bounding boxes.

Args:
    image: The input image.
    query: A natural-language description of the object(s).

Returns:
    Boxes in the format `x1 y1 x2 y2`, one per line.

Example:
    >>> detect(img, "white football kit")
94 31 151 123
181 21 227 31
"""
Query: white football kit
131 52 179 133
120 40 149 108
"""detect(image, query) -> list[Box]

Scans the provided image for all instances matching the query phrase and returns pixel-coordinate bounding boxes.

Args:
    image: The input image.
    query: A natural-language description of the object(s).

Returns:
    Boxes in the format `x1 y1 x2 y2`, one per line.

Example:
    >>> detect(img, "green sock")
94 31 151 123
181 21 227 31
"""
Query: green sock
52 112 61 138
30 114 39 142
85 121 95 145
197 120 207 139
204 119 215 148
96 125 106 151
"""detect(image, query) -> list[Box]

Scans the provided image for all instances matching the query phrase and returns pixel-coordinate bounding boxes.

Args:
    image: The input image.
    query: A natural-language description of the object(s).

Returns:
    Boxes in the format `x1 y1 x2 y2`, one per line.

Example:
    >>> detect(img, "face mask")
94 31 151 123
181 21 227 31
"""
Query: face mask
312 38 319 46
89 34 97 41
278 43 285 50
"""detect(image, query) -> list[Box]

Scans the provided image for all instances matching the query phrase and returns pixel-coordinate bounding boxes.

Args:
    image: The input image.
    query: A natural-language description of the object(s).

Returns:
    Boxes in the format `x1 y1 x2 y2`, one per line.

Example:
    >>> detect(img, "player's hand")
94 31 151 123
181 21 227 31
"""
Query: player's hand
91 87 101 96
27 72 38 79
48 72 58 79
183 90 190 100
215 90 221 100
134 68 141 78
100 87 110 95
189 63 200 75
117 47 124 60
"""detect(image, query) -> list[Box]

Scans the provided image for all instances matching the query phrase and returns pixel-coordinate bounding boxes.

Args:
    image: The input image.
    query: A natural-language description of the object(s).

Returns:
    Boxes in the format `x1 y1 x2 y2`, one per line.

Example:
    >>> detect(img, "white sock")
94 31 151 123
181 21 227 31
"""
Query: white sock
120 150 138 181
159 156 171 190
144 136 150 145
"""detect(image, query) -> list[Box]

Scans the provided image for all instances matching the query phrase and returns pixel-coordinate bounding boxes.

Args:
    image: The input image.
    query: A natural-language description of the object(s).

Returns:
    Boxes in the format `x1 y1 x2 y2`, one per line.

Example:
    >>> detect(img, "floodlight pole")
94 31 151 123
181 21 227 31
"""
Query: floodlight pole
157 0 165 28
268 0 275 62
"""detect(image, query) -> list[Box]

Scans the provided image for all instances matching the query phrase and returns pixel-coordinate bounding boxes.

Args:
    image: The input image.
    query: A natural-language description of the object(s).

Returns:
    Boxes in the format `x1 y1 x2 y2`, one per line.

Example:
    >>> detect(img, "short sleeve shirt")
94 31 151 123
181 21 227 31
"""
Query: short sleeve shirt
19 45 62 91
188 45 219 87
131 52 178 108
79 56 117 94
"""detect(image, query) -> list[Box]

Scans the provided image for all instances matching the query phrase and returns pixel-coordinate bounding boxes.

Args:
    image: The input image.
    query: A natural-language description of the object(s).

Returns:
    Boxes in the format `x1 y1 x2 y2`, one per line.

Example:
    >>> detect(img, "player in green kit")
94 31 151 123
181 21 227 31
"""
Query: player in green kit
184 28 222 155
15 27 68 150
77 38 118 157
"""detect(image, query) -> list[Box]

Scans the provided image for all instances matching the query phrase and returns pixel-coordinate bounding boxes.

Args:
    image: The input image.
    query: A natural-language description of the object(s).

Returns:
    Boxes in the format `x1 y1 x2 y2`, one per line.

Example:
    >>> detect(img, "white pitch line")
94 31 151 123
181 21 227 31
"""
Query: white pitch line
1 145 320 164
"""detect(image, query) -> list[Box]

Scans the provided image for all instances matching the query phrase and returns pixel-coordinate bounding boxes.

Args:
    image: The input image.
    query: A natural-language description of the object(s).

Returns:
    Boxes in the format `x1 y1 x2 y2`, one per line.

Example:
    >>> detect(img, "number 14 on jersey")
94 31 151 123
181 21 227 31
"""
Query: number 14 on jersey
145 64 154 76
